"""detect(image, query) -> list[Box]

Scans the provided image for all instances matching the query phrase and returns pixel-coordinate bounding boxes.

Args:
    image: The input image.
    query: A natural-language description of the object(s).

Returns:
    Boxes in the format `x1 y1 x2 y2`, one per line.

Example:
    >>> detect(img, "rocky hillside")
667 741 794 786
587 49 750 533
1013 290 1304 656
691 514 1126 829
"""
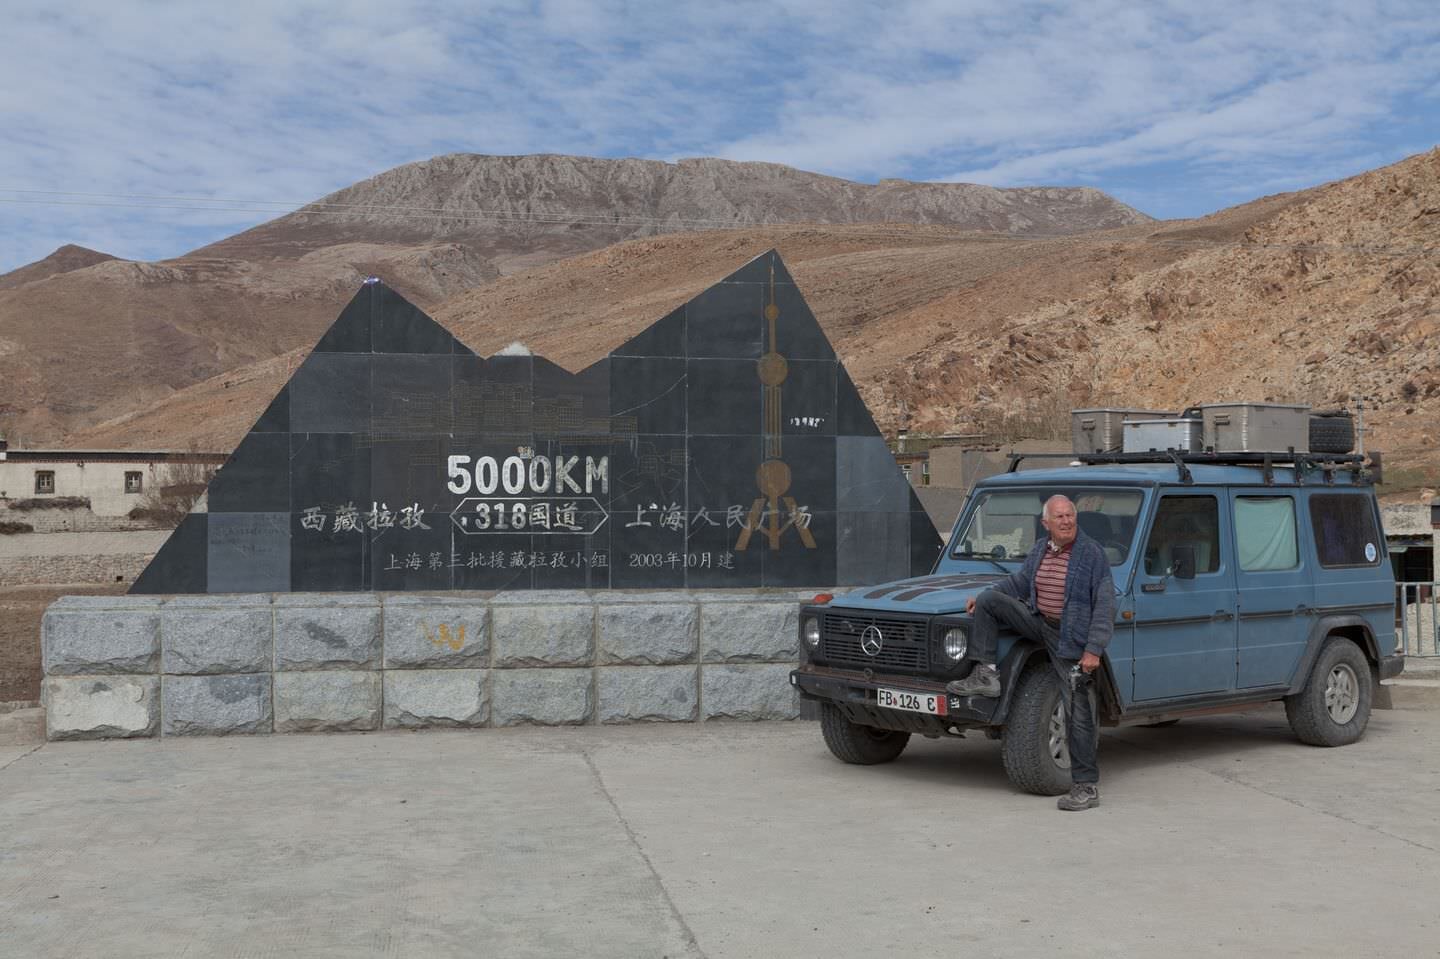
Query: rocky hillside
0 155 1149 444
62 148 1440 494
894 148 1440 481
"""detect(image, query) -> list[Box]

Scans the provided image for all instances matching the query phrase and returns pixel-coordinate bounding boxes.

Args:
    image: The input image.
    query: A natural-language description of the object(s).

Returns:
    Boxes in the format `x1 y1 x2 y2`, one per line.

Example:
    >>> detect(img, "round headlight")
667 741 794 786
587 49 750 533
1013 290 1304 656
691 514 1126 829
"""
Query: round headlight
943 627 968 661
803 616 821 648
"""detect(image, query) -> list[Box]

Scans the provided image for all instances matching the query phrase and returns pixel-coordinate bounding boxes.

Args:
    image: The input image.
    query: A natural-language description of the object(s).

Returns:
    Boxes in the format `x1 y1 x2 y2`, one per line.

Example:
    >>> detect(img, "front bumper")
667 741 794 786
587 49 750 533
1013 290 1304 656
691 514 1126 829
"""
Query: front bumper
790 664 999 734
1379 653 1405 681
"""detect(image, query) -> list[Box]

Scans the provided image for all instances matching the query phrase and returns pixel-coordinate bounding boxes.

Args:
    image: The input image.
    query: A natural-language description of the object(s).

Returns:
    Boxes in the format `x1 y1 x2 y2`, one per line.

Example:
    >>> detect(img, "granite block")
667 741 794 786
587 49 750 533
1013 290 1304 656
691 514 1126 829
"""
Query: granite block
274 671 381 732
383 603 489 668
43 676 159 740
597 604 698 665
491 668 593 726
700 602 799 663
383 670 489 728
492 605 594 667
42 610 160 675
701 663 800 720
597 666 697 723
163 674 273 736
162 607 272 674
275 605 382 670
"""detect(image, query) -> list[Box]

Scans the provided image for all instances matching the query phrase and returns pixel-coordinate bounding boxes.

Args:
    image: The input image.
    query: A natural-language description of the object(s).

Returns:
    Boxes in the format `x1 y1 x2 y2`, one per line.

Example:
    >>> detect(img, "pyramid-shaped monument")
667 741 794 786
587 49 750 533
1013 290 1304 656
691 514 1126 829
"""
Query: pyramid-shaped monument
131 251 942 593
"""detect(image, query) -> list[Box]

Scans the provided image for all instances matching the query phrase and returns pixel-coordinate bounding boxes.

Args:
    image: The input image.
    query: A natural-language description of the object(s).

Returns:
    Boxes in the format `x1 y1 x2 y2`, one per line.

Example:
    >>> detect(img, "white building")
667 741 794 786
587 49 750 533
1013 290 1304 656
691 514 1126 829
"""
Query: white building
0 445 226 518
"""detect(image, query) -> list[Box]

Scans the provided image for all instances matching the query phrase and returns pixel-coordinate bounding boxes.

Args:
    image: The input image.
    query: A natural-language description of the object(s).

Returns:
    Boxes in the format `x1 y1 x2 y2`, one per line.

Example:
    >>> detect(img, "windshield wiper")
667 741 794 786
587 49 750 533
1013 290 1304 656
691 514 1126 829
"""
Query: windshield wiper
952 552 1015 575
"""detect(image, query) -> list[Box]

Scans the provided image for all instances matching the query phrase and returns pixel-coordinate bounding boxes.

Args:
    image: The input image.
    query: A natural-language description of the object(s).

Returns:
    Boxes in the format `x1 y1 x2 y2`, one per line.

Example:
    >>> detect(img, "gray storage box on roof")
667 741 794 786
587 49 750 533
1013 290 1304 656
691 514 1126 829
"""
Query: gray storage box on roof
1123 418 1203 453
1071 408 1173 454
1200 402 1310 453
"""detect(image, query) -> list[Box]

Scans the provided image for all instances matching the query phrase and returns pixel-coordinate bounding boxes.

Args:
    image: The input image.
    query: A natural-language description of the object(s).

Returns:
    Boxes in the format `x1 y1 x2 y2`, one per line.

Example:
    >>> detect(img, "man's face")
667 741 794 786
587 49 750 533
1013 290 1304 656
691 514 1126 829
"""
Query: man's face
1042 498 1078 547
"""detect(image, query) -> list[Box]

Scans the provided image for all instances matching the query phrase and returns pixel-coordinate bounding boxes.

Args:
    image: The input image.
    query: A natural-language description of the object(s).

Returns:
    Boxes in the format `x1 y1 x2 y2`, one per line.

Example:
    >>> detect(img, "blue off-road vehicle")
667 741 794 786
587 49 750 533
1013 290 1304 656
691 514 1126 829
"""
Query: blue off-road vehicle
791 451 1404 794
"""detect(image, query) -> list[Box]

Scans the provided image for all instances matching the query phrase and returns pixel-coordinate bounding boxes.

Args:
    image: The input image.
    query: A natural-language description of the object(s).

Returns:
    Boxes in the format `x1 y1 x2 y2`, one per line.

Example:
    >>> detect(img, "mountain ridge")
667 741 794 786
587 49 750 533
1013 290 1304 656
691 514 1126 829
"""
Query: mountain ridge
0 153 1149 443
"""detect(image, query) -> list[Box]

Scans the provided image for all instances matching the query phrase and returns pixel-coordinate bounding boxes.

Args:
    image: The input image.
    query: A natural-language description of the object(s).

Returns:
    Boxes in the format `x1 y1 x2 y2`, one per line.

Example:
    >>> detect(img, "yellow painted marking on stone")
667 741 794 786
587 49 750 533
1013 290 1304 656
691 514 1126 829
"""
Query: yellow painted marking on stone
420 621 467 651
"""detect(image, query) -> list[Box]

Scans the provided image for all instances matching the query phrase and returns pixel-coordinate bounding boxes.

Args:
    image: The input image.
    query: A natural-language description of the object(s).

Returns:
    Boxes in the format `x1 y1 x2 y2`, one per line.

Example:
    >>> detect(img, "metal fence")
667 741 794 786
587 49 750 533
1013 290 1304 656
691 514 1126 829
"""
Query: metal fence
1396 582 1440 659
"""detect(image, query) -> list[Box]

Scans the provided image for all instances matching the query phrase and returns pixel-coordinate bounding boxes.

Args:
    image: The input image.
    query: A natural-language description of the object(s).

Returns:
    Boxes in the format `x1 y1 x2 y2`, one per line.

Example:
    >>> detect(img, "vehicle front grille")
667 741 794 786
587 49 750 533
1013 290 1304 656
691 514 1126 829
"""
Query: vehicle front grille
820 611 930 673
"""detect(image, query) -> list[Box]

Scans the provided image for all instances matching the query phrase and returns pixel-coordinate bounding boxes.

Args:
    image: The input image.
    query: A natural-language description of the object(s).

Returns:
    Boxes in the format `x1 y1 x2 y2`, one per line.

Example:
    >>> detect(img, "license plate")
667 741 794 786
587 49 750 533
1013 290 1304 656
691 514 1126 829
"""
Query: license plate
876 687 947 716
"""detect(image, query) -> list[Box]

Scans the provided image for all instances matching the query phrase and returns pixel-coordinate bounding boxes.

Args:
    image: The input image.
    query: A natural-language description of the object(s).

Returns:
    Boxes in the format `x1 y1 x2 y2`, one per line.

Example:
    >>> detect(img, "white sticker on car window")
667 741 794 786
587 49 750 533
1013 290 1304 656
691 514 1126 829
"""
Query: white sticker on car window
1365 542 1377 563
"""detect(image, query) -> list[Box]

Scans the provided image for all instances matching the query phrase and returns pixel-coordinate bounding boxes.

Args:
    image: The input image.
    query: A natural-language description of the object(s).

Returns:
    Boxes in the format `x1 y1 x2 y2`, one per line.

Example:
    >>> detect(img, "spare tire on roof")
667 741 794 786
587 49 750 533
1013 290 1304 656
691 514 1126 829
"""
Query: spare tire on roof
1309 410 1355 454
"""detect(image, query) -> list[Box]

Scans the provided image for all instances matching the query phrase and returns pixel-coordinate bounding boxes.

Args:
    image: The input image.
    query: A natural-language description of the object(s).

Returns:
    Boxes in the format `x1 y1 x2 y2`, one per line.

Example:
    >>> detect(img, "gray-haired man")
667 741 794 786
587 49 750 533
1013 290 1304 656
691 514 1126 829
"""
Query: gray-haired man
947 495 1115 810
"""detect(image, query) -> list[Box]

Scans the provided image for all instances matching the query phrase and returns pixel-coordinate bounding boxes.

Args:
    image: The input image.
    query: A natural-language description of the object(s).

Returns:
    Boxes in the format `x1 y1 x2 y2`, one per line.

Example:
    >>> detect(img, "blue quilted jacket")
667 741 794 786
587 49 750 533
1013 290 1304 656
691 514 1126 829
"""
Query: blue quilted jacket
989 531 1116 660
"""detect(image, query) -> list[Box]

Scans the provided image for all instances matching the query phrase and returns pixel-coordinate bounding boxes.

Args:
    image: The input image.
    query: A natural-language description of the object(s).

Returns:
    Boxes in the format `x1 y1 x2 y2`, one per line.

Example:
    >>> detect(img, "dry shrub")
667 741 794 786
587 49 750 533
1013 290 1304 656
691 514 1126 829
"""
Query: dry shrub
6 496 90 511
127 456 217 527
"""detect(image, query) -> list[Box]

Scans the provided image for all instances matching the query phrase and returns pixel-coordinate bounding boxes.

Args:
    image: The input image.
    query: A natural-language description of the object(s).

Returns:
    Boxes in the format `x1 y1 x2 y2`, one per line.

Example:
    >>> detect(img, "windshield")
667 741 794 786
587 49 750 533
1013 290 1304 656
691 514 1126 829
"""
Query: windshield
951 487 1145 566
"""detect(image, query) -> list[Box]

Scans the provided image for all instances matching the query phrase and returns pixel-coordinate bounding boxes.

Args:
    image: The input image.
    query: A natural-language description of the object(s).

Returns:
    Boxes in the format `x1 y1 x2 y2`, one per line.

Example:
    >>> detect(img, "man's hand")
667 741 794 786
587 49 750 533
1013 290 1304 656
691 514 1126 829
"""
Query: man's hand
1079 651 1101 674
966 595 977 615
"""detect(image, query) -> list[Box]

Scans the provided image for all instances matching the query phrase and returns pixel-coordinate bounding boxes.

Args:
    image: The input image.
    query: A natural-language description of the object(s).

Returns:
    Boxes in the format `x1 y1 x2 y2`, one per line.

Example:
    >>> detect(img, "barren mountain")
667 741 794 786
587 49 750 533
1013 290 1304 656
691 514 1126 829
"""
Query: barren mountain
64 148 1440 493
0 154 1149 443
0 244 116 291
894 147 1440 482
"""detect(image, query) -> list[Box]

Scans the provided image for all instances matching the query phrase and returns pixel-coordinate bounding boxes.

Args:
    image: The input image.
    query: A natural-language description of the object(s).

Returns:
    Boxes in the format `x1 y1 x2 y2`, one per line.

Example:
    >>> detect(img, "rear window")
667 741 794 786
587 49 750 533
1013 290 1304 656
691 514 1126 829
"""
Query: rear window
1308 494 1382 568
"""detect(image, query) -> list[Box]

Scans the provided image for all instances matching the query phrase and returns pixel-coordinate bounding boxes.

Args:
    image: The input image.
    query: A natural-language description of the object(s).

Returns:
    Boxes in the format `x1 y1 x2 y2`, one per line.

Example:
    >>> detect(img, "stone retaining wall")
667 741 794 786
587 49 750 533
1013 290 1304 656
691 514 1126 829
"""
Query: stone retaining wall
40 590 812 740
0 504 152 534
0 553 153 586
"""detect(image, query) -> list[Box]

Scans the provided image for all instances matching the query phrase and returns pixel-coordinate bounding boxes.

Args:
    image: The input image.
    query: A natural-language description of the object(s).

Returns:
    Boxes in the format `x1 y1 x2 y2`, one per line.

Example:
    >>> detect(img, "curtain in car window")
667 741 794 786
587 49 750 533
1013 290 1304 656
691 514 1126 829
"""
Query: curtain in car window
1235 496 1298 571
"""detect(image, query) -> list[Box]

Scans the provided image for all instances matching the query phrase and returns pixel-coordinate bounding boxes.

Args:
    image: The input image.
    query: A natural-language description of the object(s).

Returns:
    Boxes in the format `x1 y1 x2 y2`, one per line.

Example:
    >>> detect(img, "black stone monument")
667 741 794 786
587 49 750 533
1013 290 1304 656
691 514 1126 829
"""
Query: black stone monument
131 251 942 593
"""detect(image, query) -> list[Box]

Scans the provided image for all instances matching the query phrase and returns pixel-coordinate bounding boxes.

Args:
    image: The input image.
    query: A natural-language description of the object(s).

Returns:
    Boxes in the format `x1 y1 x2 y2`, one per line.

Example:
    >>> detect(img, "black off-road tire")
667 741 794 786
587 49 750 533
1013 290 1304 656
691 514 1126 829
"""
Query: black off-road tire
1000 666 1071 796
1309 412 1355 454
1285 638 1373 746
1141 719 1181 728
819 702 911 765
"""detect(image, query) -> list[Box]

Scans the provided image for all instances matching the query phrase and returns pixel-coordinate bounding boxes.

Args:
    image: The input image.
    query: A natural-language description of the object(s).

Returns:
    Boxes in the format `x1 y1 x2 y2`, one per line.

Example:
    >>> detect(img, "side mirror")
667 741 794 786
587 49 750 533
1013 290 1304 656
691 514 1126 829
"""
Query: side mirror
1170 546 1196 580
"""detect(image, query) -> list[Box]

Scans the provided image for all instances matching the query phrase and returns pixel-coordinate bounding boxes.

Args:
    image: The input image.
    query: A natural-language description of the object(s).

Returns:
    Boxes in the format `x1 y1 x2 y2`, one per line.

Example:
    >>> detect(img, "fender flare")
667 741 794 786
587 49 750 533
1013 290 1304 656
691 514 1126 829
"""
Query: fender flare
991 643 1121 726
1286 615 1379 696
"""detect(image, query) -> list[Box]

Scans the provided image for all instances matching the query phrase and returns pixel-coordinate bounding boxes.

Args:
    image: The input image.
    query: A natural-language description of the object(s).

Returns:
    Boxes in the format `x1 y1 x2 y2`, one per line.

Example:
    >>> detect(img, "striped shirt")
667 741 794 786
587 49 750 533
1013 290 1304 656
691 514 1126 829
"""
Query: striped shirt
1035 540 1073 620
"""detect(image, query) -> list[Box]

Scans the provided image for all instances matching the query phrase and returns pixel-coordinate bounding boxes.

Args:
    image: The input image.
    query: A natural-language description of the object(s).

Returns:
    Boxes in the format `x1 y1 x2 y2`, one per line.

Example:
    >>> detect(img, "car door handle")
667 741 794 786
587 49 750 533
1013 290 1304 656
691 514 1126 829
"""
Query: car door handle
1212 610 1234 621
1294 605 1312 616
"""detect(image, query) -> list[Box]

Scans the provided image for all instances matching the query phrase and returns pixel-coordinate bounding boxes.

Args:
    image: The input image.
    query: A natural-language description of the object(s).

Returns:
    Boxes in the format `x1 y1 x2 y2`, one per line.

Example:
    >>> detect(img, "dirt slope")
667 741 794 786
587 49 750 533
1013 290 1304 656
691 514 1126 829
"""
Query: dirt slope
0 155 1145 444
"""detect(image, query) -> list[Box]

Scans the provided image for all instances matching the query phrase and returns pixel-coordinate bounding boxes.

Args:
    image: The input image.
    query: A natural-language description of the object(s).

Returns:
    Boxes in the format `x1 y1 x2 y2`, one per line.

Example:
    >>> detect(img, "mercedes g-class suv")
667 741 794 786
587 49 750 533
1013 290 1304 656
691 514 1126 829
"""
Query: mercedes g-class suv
791 452 1403 794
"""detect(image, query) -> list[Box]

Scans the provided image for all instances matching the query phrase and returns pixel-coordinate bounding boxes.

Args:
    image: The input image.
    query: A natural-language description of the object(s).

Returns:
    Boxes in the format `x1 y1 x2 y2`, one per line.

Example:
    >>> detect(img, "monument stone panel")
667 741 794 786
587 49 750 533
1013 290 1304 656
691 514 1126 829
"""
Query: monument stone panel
130 251 940 593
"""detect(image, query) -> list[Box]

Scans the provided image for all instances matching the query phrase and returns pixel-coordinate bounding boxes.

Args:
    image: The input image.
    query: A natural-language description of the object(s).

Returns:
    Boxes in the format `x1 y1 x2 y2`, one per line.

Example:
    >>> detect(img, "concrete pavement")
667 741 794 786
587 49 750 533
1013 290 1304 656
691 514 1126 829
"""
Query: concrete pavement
3 708 1439 957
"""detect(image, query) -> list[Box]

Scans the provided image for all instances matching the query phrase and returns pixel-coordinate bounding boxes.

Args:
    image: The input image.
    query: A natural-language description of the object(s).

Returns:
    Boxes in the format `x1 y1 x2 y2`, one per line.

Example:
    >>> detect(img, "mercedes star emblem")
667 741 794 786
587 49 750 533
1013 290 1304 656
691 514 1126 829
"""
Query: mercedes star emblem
860 625 884 657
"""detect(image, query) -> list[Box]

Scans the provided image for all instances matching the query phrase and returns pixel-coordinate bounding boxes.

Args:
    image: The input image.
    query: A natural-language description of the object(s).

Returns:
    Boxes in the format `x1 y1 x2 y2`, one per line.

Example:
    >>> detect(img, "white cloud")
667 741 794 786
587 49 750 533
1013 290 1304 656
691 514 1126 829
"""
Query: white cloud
0 0 1436 270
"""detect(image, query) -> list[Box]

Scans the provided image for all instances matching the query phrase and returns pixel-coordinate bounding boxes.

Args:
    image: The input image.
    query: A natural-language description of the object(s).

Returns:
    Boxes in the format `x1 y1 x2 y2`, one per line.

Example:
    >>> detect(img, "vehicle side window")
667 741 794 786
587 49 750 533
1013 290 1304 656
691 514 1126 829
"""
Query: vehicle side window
1234 496 1298 571
1143 495 1220 576
1309 494 1383 568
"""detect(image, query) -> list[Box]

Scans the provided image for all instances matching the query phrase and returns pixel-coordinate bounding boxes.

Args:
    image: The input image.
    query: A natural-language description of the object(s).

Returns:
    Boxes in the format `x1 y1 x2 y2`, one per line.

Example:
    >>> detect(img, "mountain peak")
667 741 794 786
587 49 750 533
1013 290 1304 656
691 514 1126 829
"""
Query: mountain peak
0 244 118 290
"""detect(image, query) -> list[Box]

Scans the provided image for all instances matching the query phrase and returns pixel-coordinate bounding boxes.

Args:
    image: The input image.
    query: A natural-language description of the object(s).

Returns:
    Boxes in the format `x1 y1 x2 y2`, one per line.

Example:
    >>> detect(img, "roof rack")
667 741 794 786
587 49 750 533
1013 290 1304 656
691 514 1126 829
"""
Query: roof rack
1005 450 1379 486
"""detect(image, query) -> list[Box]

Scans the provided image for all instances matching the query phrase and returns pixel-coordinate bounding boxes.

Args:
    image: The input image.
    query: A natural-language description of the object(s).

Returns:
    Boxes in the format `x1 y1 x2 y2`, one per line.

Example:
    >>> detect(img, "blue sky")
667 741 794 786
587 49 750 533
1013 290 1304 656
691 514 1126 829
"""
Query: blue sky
2 0 1437 273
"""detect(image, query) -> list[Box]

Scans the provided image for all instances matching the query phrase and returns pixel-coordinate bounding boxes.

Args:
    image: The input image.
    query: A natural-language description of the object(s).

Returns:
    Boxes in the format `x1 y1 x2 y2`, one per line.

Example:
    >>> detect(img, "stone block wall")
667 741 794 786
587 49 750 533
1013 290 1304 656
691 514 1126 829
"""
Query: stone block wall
0 552 153 587
40 590 813 740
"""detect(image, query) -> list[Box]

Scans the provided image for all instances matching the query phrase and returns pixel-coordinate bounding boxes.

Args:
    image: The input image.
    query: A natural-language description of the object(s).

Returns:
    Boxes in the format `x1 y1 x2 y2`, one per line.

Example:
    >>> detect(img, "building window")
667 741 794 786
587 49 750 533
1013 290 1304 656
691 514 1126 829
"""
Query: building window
125 471 144 494
34 470 55 494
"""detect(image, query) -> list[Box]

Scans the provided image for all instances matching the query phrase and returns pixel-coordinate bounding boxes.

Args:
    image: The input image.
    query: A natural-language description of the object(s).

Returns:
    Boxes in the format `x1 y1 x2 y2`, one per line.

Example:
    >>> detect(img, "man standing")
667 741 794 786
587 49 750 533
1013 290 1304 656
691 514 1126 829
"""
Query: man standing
946 494 1115 811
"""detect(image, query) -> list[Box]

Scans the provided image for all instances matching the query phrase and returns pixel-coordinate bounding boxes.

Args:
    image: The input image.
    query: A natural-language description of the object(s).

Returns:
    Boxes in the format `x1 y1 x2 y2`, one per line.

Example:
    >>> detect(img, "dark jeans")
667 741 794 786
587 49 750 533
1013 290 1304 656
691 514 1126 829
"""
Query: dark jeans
972 590 1099 785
